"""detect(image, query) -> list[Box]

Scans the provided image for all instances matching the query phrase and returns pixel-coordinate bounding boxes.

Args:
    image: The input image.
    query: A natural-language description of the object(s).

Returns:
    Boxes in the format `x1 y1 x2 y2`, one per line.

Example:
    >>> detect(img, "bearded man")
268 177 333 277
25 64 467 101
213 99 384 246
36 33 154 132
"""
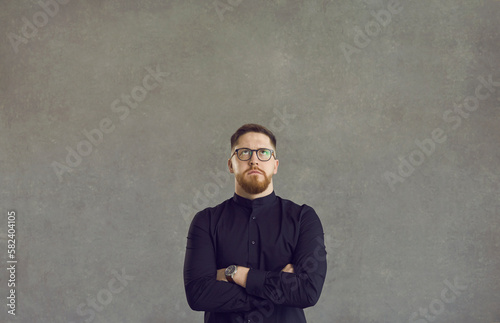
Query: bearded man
183 123 327 323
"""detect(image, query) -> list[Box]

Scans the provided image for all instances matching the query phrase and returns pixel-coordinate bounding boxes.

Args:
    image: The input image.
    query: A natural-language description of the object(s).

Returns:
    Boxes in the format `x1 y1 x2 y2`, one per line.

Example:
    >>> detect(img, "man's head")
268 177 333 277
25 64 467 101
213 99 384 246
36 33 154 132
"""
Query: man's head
228 124 279 199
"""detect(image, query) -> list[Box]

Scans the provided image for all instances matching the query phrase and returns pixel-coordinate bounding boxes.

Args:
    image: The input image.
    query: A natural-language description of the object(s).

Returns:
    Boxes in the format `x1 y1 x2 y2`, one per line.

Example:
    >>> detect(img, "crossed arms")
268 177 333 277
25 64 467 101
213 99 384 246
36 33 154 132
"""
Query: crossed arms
183 206 327 313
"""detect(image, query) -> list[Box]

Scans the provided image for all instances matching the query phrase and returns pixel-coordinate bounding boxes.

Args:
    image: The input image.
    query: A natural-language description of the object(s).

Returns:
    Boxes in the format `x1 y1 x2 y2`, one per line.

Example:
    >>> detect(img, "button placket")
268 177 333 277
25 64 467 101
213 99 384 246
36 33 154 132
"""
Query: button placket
248 208 259 268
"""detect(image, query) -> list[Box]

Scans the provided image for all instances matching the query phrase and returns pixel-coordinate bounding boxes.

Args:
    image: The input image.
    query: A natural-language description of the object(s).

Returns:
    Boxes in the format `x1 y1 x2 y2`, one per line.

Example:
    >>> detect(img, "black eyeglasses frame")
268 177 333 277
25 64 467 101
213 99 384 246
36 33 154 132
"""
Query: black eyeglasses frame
230 148 276 162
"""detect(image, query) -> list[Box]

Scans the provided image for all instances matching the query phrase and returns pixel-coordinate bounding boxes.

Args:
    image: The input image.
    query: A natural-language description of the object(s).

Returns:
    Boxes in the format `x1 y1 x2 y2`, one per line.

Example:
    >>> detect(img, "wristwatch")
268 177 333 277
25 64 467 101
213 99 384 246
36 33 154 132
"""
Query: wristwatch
225 265 238 283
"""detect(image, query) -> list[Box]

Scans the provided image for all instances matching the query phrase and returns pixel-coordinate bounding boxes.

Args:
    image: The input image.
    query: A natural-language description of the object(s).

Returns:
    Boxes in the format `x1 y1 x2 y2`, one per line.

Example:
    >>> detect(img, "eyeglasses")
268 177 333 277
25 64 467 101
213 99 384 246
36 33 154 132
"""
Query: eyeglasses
230 148 276 162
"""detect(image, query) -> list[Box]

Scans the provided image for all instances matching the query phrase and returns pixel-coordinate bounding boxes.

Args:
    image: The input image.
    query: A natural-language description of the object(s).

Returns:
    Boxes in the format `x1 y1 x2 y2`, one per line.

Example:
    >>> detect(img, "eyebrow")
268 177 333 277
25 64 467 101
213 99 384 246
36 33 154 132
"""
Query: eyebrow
235 147 274 151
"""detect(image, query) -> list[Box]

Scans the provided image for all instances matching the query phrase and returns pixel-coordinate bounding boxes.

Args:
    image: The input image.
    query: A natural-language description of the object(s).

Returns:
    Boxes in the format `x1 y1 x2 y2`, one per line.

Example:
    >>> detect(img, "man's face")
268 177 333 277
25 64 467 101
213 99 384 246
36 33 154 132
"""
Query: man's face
228 132 279 196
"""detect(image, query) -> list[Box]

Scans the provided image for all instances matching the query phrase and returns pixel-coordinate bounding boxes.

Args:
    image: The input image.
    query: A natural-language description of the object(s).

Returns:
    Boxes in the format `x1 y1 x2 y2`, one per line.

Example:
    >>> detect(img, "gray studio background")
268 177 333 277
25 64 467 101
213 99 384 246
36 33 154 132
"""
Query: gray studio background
1 0 499 322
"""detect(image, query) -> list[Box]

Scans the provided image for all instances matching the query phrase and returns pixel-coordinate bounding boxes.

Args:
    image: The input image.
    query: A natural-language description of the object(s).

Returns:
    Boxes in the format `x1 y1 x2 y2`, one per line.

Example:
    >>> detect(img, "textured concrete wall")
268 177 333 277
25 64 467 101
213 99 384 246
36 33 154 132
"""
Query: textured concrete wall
1 0 499 322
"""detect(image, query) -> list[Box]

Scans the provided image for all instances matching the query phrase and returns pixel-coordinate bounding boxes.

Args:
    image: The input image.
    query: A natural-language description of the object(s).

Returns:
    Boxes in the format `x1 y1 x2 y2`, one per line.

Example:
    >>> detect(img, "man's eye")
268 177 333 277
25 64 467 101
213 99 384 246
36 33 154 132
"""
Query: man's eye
240 150 251 155
259 150 270 156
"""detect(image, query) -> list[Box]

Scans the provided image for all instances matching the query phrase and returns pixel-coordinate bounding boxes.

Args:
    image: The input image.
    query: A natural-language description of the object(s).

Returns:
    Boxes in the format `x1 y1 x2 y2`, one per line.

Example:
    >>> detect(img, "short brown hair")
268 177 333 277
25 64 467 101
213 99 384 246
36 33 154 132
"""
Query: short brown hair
230 124 277 151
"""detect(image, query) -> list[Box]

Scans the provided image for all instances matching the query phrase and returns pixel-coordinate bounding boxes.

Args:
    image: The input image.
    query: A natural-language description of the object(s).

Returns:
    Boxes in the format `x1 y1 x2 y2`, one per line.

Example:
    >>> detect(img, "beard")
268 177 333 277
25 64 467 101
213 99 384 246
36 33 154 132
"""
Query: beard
235 167 272 195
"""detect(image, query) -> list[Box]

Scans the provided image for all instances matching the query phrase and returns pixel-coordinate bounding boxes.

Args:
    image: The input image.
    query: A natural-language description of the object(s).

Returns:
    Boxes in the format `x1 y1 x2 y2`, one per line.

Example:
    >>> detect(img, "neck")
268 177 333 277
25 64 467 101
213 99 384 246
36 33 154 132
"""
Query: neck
235 182 274 200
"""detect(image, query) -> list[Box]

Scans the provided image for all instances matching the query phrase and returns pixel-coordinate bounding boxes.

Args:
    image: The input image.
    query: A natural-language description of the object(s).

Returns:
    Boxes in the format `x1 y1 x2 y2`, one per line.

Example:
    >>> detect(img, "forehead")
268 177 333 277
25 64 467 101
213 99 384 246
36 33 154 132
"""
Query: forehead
235 132 273 149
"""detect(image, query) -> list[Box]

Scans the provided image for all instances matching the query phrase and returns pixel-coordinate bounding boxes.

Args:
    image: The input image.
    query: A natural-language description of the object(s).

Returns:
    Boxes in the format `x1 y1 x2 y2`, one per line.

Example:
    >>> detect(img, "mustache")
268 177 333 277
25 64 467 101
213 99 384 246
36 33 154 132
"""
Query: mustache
245 166 264 174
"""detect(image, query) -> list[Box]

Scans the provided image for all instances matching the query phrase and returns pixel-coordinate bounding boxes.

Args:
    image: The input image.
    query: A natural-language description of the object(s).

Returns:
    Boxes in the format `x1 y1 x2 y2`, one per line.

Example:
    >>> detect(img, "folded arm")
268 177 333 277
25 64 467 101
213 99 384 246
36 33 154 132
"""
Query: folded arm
183 211 263 312
233 207 327 308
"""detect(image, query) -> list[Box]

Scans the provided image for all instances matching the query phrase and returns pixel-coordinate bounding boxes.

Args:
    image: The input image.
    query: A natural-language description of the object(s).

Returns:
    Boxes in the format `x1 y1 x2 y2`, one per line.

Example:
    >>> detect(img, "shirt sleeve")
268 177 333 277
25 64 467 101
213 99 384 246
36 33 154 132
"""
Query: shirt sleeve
183 209 263 312
245 205 327 308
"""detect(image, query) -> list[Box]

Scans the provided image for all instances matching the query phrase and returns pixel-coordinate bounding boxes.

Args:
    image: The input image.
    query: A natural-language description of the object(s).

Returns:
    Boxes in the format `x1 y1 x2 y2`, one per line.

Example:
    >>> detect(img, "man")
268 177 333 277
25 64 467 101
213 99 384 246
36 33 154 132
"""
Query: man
183 124 327 322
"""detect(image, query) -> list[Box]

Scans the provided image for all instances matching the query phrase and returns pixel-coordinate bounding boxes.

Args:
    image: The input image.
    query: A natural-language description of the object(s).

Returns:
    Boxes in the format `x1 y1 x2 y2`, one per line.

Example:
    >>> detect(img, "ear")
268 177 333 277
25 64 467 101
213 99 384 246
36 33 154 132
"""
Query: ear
228 159 234 174
273 159 279 175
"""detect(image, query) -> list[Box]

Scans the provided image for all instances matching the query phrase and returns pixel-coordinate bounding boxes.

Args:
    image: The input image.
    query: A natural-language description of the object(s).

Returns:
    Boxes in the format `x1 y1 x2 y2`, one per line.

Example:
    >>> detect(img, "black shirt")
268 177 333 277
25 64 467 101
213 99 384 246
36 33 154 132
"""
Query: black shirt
183 191 327 323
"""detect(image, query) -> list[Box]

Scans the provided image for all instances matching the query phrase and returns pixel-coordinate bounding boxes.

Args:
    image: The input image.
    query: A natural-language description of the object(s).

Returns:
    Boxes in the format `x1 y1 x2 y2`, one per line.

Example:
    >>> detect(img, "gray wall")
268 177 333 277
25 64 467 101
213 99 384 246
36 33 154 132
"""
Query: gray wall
1 0 499 322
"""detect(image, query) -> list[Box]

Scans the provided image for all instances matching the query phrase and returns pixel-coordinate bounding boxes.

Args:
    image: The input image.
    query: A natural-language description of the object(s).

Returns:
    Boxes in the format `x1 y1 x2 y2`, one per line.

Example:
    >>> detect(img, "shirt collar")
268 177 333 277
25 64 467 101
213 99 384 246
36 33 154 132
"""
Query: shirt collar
232 191 277 208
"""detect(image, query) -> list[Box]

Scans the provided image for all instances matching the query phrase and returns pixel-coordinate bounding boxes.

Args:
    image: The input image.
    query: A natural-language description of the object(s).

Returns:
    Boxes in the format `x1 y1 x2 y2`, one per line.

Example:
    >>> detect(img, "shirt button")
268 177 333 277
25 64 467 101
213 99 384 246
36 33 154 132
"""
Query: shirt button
252 216 256 220
251 240 256 245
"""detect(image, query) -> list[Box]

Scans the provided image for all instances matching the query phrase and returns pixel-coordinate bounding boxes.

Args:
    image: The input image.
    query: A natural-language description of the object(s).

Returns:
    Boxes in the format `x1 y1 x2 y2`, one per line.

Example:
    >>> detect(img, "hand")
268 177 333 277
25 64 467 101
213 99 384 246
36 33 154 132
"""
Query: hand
217 268 228 282
281 263 294 273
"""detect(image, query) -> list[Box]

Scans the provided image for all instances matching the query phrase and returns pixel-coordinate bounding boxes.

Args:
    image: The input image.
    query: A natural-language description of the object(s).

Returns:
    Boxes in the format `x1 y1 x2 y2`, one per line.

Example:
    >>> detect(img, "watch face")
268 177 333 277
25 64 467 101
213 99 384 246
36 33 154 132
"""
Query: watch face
225 265 236 276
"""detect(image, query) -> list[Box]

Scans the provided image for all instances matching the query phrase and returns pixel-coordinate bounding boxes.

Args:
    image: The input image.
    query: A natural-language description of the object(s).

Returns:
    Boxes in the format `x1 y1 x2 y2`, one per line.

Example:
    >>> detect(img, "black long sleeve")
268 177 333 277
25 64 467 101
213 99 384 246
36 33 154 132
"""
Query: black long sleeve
245 206 327 307
183 210 263 312
183 191 327 323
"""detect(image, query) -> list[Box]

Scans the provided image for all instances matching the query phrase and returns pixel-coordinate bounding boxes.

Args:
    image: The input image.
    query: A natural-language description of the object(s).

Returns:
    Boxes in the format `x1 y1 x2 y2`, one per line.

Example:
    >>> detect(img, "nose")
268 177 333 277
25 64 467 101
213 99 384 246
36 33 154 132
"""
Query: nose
248 152 259 165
